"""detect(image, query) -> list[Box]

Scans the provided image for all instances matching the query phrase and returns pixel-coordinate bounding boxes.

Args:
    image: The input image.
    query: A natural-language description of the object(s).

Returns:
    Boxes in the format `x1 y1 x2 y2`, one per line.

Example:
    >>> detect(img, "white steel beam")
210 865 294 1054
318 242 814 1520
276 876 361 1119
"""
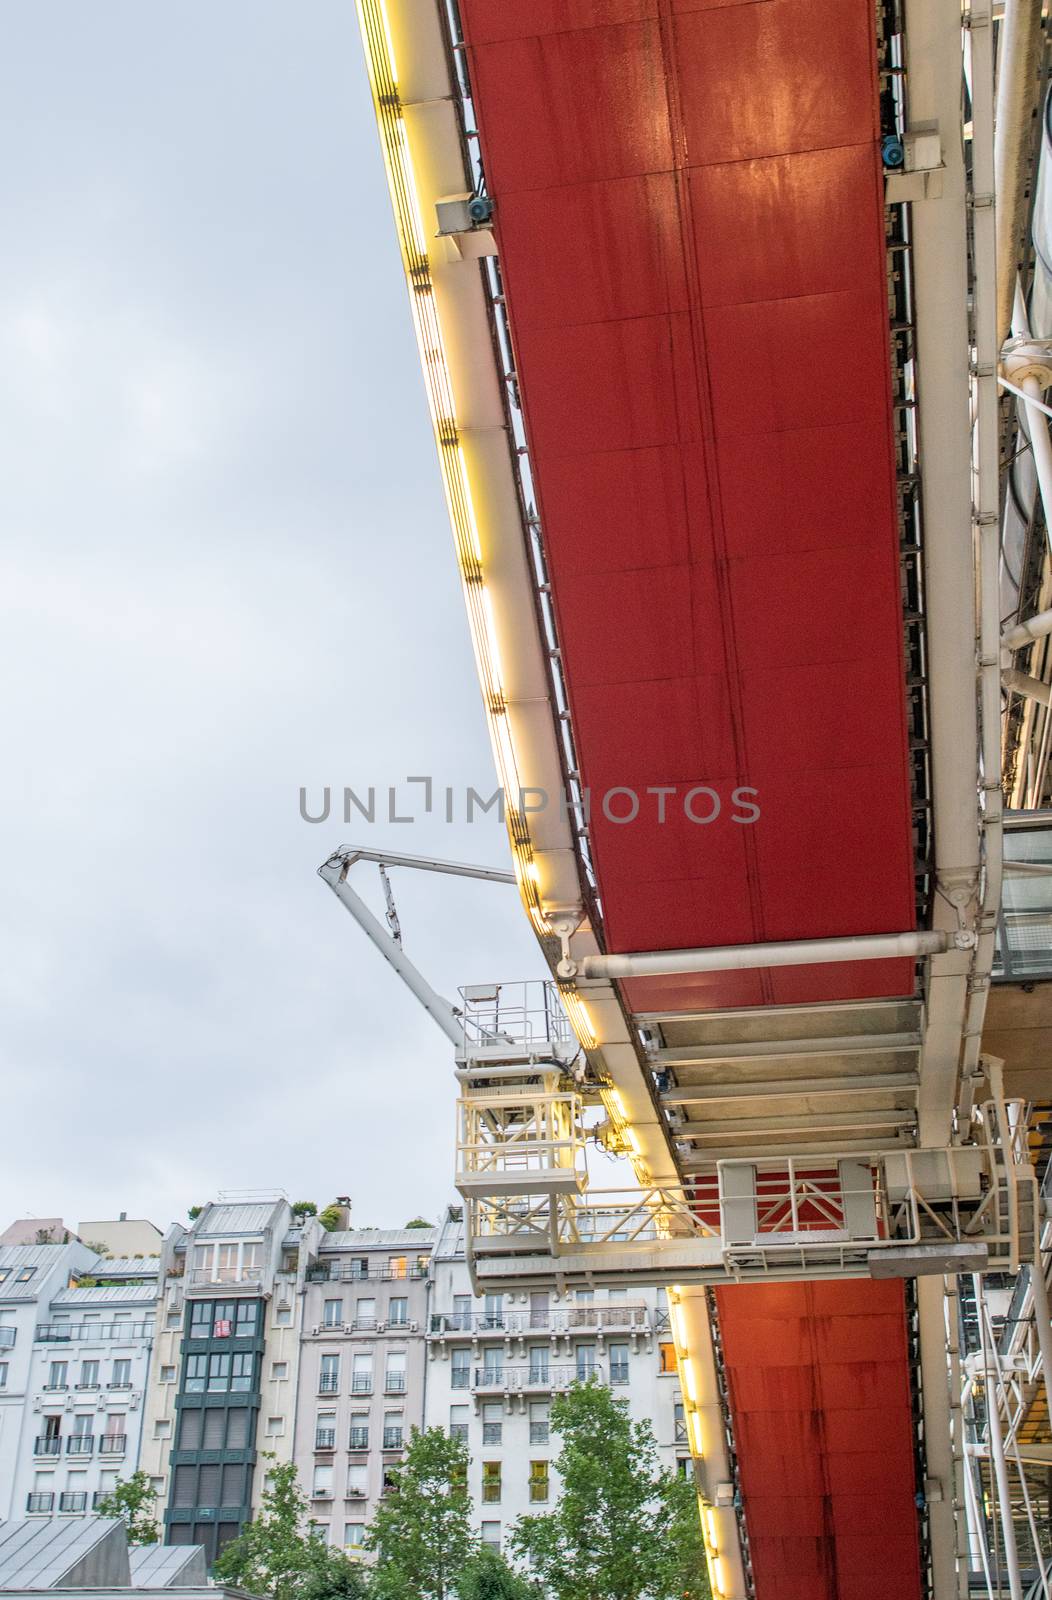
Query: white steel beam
568 930 963 982
662 1073 919 1105
649 1033 921 1064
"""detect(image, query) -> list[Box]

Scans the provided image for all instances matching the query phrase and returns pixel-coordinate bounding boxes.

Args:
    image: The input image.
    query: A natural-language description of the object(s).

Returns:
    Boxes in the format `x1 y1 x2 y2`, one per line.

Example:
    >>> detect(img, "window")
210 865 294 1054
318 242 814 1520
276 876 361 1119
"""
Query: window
355 1298 376 1329
482 1402 502 1447
160 1365 176 1383
236 1301 258 1336
275 1305 292 1326
154 1419 172 1439
483 1293 503 1330
674 1402 687 1446
312 1464 334 1499
243 1242 263 1275
178 1410 202 1449
385 1352 406 1393
349 1414 369 1451
111 1359 131 1388
351 1353 372 1395
266 1416 284 1436
216 1244 239 1283
482 1346 502 1383
207 1353 231 1391
388 1257 407 1280
47 1361 68 1390
575 1289 593 1303
347 1464 367 1497
316 1411 337 1450
221 1463 245 1506
323 1299 343 1328
0 1362 7 1388
528 1345 549 1383
383 1412 403 1451
609 1342 630 1385
226 1408 250 1448
529 1291 549 1329
451 1348 470 1389
272 1361 288 1380
166 1308 181 1328
659 1343 677 1375
16 1267 36 1282
203 1409 227 1449
575 1343 597 1381
482 1462 501 1504
198 1463 222 1507
344 1523 365 1549
481 1521 501 1551
529 1401 549 1446
185 1354 207 1392
452 1294 471 1330
388 1296 408 1326
529 1461 549 1504
78 1361 99 1389
190 1301 213 1337
449 1405 469 1445
0 1269 9 1282
231 1352 254 1392
320 1354 340 1394
172 1465 196 1509
212 1301 235 1337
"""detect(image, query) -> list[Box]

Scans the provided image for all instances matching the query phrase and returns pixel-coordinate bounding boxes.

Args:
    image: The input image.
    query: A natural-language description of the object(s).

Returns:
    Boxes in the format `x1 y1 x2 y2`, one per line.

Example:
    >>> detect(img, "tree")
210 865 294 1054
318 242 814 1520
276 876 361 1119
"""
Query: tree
365 1428 475 1599
458 1547 536 1600
317 1205 343 1232
95 1471 159 1546
404 1217 432 1229
292 1201 318 1219
213 1460 368 1600
510 1381 710 1600
188 1205 203 1220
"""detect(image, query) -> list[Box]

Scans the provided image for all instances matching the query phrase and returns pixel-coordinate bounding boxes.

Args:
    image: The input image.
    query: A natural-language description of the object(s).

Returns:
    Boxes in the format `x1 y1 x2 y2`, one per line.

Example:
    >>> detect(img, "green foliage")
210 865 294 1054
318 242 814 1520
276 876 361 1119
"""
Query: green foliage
213 1460 368 1600
188 1205 203 1220
510 1381 710 1600
94 1470 159 1547
365 1428 475 1600
317 1205 343 1233
404 1217 432 1229
457 1547 536 1600
292 1201 318 1219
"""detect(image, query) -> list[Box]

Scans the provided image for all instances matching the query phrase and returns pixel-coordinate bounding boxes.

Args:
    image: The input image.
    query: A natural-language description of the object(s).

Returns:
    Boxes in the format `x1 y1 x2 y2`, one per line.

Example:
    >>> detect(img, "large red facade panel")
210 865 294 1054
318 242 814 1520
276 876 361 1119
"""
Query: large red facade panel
459 0 916 1013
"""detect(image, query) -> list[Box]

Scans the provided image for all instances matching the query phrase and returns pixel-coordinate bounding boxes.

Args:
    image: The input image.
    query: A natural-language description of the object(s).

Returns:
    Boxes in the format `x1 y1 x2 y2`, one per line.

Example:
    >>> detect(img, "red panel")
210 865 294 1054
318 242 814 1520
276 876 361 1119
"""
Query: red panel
716 1282 923 1600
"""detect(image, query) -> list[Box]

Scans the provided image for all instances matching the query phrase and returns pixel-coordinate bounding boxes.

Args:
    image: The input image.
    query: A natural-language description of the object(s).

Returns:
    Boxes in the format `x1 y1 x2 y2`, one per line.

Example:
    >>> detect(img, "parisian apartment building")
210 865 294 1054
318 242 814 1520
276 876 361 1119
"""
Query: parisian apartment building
0 1200 688 1568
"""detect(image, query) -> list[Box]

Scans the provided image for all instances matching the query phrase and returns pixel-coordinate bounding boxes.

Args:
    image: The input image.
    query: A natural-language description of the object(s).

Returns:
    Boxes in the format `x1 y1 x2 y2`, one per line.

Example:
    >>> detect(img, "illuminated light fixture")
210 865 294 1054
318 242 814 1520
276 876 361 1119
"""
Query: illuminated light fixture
712 1555 728 1598
705 1508 719 1552
355 0 547 937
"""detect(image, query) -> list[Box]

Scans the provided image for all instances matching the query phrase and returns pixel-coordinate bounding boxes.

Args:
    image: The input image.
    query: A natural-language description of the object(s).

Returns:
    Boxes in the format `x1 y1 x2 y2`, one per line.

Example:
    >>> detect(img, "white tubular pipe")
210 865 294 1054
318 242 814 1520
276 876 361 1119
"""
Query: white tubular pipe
995 0 1046 344
574 930 957 981
1030 1244 1052 1437
1003 668 1052 705
1023 375 1052 553
319 856 464 1045
1003 605 1052 649
976 1280 1025 1600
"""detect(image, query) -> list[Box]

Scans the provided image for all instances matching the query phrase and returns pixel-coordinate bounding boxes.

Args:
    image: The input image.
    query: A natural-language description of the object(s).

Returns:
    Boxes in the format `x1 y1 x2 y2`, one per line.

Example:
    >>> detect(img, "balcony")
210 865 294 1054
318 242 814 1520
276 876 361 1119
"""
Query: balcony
318 1375 340 1394
36 1322 154 1341
429 1304 650 1336
384 1373 407 1394
315 1430 336 1451
26 1493 54 1514
43 1383 68 1392
451 1370 470 1390
59 1492 87 1513
188 1267 264 1287
473 1364 602 1393
308 1264 427 1284
529 1423 549 1445
351 1375 372 1395
348 1428 369 1450
34 1437 61 1456
66 1436 94 1455
0 1327 15 1349
382 1429 404 1451
99 1434 127 1455
107 1381 133 1391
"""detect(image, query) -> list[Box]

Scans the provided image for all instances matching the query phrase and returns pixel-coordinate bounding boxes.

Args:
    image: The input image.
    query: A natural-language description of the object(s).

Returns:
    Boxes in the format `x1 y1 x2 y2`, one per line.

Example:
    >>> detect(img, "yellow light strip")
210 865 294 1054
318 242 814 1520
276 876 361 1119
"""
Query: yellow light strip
355 0 547 937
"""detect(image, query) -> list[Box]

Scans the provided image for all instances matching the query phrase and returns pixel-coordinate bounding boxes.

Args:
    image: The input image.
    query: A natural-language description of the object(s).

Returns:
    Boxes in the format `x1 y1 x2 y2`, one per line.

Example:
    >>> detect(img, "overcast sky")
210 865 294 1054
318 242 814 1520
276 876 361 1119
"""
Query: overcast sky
0 3 546 1238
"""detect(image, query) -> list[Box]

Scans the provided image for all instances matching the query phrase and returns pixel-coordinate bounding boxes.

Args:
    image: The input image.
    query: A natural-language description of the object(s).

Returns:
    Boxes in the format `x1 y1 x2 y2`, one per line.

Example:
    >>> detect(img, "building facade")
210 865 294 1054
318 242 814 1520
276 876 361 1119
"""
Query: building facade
422 1210 687 1557
291 1227 435 1554
137 1198 318 1564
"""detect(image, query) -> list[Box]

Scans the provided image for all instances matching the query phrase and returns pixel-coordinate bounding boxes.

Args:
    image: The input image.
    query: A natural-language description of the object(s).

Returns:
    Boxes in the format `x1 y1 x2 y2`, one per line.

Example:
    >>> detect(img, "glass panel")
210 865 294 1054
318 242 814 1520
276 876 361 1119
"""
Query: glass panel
996 819 1052 979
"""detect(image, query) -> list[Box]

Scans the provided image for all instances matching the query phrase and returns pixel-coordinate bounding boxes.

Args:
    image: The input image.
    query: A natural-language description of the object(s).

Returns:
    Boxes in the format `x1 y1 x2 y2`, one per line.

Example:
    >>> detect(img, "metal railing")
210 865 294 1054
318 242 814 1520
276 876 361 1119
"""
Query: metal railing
351 1375 372 1394
349 1428 369 1450
308 1264 427 1283
385 1373 407 1393
66 1436 94 1455
382 1428 404 1450
318 1374 340 1394
26 1494 53 1513
429 1304 650 1335
189 1267 263 1285
458 979 576 1055
33 1437 60 1455
59 1492 87 1513
473 1364 603 1392
36 1322 154 1341
99 1434 127 1454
